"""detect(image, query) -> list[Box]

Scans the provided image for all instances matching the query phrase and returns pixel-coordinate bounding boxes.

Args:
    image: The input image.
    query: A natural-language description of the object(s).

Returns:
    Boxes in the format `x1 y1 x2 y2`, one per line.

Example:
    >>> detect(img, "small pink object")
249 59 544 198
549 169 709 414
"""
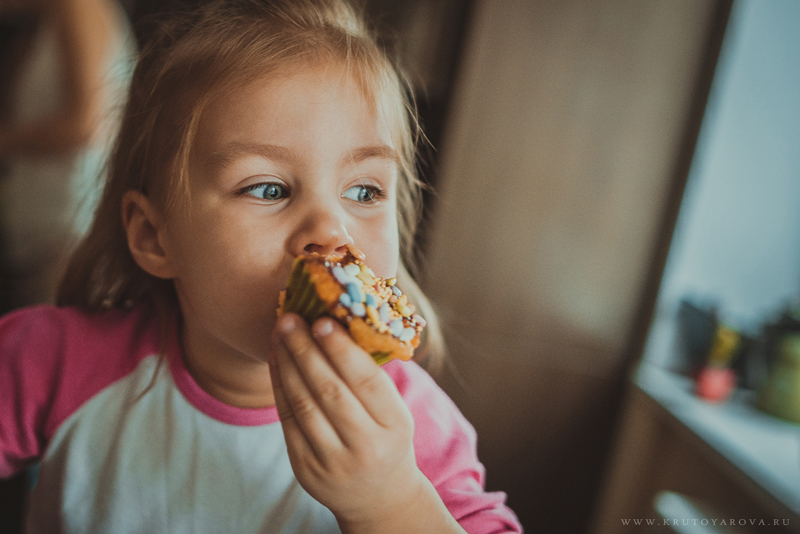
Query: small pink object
695 366 736 403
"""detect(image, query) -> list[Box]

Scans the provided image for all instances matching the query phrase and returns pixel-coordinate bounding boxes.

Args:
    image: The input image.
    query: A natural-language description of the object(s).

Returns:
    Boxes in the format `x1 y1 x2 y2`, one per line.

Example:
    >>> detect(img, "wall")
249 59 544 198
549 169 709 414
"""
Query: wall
645 0 800 370
422 0 722 530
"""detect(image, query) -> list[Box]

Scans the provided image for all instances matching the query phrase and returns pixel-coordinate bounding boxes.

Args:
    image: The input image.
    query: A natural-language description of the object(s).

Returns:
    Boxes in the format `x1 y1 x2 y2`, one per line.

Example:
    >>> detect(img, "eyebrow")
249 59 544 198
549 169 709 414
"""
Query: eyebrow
343 145 401 166
205 142 400 169
206 143 296 169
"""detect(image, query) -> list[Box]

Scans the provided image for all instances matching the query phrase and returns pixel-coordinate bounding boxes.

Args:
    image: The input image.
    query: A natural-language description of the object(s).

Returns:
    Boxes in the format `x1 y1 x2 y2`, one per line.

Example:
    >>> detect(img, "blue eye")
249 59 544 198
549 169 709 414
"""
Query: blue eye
343 185 382 203
242 183 287 201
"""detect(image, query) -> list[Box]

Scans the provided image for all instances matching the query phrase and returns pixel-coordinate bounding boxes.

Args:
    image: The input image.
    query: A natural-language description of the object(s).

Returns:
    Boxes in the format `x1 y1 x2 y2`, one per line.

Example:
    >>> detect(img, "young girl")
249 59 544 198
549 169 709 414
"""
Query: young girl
0 0 522 532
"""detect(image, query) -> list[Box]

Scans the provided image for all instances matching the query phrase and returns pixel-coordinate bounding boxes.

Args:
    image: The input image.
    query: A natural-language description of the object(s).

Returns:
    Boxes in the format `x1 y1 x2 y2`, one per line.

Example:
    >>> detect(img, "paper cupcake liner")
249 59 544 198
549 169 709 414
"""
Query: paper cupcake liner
282 261 328 324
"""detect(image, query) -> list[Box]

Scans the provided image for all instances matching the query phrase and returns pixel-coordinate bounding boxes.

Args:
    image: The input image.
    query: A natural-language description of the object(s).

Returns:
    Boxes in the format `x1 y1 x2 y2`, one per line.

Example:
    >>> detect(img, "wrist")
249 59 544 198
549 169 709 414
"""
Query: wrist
336 469 465 534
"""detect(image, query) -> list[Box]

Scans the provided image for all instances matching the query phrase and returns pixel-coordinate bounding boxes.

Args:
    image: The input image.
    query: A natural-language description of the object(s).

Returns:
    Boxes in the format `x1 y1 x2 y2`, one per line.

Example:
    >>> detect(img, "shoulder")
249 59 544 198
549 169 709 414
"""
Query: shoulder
383 359 475 436
0 304 164 440
382 358 452 404
1 305 100 364
0 304 75 340
383 359 478 475
383 360 523 532
1 303 109 338
1 304 160 360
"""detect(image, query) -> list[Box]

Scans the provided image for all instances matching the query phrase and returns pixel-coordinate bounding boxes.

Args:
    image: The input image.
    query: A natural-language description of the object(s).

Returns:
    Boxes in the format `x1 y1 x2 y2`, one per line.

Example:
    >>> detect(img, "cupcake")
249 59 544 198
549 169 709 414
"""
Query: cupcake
277 244 426 364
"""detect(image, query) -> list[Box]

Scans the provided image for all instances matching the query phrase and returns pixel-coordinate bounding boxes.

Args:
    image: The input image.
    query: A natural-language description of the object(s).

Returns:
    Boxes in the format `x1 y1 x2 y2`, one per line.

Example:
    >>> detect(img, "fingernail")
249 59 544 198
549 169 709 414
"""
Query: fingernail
313 318 334 337
278 314 296 334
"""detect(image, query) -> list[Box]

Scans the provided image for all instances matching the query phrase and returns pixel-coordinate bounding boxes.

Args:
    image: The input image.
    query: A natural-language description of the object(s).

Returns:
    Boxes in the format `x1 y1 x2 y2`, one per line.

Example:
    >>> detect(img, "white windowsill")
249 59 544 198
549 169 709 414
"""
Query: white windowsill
634 361 800 515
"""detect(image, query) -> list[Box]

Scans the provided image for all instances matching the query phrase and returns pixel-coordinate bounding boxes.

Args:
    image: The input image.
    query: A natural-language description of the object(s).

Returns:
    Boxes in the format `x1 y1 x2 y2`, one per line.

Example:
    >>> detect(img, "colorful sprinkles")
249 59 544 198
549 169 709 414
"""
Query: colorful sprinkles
326 249 424 345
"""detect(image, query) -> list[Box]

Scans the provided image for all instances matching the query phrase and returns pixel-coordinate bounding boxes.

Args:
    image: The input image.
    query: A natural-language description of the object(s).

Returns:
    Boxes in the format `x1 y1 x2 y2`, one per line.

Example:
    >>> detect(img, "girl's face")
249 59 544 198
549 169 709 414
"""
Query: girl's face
160 62 400 364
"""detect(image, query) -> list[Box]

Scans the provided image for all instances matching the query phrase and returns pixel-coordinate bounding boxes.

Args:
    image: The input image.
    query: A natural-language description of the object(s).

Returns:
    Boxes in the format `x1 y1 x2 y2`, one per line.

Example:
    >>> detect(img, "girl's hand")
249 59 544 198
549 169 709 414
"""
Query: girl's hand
270 313 464 533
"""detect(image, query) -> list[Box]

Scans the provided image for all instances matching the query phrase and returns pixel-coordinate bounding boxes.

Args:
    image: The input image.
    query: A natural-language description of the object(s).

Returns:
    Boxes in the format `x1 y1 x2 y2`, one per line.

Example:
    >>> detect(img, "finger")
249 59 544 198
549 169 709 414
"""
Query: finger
268 354 321 467
311 317 409 428
276 314 374 440
271 328 344 458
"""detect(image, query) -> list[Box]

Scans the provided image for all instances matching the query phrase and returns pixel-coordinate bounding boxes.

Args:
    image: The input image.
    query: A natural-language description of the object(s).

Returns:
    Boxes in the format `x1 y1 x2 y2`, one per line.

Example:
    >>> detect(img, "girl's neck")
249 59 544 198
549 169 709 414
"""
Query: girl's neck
179 325 276 409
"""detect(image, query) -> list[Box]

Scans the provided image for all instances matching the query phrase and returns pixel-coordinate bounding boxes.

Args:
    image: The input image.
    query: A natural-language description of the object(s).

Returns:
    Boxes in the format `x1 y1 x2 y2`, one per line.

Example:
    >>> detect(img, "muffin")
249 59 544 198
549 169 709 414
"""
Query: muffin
277 245 426 364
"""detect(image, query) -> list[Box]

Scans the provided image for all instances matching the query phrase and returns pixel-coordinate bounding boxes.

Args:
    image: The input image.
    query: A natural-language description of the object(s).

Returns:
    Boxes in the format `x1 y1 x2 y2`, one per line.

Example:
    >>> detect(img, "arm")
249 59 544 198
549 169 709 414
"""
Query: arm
0 0 120 157
387 359 523 533
0 307 60 478
270 314 466 533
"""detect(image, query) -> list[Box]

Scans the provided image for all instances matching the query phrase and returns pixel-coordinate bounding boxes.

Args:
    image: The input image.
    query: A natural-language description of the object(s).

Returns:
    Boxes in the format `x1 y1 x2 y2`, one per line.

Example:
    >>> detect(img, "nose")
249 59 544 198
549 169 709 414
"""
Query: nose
287 204 354 257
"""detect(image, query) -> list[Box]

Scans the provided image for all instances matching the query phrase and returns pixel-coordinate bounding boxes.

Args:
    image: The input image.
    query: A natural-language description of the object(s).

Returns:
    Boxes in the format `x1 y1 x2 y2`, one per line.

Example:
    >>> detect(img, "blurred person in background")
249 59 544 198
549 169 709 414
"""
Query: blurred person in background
0 0 134 308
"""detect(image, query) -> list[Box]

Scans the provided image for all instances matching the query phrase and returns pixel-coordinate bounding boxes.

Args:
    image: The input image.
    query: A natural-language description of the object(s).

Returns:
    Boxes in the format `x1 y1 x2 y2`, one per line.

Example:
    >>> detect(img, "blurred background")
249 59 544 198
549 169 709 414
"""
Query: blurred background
2 0 799 533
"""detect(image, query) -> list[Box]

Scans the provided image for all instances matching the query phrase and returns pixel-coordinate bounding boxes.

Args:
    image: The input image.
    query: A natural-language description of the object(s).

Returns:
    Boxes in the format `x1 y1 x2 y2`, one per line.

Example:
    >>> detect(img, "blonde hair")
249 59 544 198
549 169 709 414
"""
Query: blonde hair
57 0 445 370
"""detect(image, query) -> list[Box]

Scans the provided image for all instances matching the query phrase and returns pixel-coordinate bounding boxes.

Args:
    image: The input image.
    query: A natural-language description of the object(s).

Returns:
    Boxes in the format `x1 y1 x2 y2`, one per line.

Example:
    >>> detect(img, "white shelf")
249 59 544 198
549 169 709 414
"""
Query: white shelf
635 362 800 515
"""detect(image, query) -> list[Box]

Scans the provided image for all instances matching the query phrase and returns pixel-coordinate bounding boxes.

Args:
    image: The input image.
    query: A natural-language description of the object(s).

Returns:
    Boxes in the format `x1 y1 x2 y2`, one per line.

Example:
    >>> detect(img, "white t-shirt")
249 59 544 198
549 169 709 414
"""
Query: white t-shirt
0 305 522 533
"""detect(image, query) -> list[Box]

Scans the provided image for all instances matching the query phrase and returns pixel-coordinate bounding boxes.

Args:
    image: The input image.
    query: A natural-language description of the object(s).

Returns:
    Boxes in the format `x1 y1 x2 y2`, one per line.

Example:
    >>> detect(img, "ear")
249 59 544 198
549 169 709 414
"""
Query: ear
121 190 175 279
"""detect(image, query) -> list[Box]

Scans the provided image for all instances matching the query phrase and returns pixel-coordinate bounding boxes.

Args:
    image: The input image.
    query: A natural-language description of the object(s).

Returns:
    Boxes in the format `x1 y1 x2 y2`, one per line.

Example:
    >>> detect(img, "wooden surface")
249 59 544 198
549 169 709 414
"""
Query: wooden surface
590 369 800 534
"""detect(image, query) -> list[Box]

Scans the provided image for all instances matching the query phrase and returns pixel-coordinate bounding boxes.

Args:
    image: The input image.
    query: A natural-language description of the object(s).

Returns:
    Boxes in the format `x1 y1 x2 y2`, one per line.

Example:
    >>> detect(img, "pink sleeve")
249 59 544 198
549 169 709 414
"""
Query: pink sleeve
0 306 64 477
0 305 158 478
384 360 523 533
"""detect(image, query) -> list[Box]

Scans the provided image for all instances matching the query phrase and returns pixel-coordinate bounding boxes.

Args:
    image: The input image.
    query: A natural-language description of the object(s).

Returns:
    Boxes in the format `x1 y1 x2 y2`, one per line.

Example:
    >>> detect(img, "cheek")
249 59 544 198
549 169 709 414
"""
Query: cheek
166 213 286 336
165 207 280 290
355 211 400 279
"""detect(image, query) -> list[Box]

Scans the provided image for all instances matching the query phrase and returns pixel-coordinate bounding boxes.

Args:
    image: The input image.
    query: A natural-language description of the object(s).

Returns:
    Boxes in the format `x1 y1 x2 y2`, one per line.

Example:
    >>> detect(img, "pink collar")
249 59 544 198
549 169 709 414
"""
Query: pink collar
167 328 280 427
